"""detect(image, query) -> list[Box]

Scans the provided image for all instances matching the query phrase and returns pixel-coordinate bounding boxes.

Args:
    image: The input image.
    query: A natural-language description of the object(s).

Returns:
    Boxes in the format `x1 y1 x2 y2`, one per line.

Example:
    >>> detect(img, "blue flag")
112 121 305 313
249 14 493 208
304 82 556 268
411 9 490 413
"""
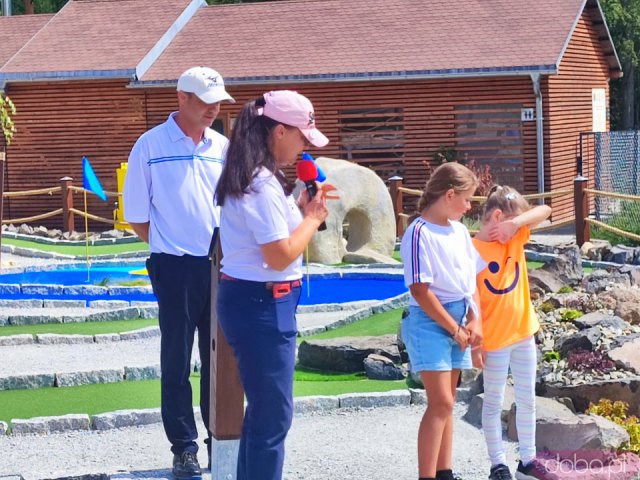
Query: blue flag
82 156 107 201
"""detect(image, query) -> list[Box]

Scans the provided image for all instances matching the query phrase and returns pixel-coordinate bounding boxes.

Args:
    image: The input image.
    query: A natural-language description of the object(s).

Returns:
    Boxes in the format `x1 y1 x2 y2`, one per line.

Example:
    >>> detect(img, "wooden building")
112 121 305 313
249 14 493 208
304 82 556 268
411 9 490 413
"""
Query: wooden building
0 0 621 228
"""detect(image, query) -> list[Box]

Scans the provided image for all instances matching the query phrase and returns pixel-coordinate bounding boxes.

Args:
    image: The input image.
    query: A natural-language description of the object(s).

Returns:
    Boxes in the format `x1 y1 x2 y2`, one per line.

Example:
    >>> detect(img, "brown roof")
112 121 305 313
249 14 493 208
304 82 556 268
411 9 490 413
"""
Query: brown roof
1 0 194 78
0 14 53 69
141 0 620 84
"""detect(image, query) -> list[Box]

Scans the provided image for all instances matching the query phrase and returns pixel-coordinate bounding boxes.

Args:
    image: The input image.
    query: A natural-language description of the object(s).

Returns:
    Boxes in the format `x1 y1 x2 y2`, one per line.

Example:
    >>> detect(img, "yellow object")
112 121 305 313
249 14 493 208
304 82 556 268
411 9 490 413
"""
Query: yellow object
130 268 148 276
114 162 130 231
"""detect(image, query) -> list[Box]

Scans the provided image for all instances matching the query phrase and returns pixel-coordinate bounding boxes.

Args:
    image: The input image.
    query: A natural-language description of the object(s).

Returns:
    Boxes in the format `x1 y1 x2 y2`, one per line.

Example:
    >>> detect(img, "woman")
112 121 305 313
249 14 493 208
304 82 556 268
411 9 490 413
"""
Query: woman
215 90 329 480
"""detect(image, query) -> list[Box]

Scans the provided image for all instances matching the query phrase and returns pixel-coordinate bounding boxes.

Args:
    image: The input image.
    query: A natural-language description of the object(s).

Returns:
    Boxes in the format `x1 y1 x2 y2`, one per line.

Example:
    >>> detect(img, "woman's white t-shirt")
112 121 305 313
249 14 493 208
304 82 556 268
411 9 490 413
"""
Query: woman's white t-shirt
400 217 486 314
220 168 303 282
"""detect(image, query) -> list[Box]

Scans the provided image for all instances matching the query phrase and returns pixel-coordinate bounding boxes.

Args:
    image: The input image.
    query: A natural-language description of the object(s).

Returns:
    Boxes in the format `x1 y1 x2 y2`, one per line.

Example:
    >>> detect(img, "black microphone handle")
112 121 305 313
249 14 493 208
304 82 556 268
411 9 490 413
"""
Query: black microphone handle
304 181 327 231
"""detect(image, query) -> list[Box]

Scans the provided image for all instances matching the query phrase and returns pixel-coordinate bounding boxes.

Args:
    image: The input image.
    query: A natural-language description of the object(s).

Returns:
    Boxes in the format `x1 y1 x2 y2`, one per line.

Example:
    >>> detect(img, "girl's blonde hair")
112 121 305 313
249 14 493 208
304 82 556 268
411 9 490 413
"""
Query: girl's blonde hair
417 162 479 212
481 185 530 220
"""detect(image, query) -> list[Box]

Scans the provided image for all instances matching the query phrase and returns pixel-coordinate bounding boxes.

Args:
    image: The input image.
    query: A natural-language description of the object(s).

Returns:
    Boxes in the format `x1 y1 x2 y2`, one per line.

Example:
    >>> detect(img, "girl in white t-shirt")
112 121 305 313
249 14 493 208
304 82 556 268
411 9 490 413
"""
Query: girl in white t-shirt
400 162 485 480
215 91 329 480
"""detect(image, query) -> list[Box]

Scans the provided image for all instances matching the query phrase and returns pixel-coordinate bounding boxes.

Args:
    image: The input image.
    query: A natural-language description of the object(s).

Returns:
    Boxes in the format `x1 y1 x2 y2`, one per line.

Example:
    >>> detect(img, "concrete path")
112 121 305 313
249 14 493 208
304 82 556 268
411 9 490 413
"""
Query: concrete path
0 404 518 480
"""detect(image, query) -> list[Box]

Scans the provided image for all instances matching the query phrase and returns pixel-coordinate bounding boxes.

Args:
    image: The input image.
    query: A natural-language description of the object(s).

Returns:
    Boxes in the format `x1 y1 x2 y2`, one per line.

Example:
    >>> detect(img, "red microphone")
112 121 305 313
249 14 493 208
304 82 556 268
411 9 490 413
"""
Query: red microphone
296 161 327 231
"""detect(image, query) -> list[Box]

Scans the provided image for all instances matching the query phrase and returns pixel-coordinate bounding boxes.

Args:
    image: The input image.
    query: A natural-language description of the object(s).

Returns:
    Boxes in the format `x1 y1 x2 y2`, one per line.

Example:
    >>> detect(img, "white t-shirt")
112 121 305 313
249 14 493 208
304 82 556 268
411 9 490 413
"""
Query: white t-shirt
220 168 303 282
400 217 486 314
123 113 228 257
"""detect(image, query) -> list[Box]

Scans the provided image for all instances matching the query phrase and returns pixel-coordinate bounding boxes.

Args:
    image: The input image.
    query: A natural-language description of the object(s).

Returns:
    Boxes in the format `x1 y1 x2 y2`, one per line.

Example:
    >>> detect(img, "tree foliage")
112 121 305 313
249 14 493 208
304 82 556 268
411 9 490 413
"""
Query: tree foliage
0 94 16 146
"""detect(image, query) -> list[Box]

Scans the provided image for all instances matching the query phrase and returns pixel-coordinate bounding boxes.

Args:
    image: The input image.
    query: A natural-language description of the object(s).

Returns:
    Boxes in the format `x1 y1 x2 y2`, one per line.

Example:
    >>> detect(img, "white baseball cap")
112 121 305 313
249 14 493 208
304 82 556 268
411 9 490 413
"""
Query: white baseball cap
177 66 235 104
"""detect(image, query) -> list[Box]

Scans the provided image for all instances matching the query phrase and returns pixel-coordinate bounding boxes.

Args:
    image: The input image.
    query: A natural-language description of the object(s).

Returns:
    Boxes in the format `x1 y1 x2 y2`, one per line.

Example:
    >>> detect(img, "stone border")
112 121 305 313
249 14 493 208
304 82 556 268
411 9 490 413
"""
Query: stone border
2 230 140 247
0 305 158 326
1 389 426 436
524 248 640 271
1 244 149 261
0 326 160 347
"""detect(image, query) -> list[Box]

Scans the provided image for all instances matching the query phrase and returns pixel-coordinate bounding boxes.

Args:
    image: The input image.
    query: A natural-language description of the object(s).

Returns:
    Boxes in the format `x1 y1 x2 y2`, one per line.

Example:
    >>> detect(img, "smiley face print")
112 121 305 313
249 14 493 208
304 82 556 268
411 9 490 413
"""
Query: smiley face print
484 256 520 295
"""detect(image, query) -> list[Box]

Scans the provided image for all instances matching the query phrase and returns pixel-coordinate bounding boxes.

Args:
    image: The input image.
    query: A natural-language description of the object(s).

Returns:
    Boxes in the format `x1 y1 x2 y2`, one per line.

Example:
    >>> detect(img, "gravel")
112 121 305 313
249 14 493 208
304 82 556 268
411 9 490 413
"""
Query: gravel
0 404 518 480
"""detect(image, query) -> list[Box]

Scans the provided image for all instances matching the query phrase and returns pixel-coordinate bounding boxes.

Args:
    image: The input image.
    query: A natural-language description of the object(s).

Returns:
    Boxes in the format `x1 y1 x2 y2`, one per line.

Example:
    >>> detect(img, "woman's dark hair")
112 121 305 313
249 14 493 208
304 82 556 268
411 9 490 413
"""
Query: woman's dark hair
216 96 294 205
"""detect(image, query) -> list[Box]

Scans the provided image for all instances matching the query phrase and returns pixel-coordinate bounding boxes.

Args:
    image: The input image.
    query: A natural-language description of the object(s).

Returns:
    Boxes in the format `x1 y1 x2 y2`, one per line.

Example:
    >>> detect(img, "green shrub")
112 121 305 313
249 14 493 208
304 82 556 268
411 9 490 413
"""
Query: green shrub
560 309 583 322
539 301 556 314
591 200 640 246
543 351 560 362
557 285 573 294
588 399 640 453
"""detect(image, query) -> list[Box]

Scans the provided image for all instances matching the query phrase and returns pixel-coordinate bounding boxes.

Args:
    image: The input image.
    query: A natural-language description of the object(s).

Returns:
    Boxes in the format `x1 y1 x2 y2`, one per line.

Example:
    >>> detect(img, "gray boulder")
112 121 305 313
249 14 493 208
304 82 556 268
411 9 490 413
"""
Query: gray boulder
540 246 583 285
582 269 631 294
555 327 601 356
463 386 516 428
507 396 629 451
528 269 565 294
573 312 628 332
609 338 640 374
619 265 640 286
298 335 400 373
363 354 406 380
604 245 636 264
599 287 640 325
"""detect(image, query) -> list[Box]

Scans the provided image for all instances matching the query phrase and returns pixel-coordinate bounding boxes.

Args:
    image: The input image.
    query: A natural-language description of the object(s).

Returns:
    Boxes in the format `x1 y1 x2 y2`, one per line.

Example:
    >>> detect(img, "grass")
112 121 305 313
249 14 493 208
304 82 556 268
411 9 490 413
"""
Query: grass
0 318 158 337
301 308 402 342
591 200 640 247
2 237 148 256
0 373 406 424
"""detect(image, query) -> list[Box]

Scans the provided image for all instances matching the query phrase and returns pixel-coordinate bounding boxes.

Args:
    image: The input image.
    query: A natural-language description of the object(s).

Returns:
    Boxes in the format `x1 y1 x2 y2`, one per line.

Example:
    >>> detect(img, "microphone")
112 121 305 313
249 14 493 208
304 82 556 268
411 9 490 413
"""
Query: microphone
302 152 326 182
296 160 327 231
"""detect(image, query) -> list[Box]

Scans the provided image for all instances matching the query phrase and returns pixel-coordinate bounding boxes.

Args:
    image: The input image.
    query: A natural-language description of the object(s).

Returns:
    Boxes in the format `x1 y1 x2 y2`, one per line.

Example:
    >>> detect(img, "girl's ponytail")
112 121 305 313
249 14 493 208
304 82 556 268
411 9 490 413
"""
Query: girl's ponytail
417 162 478 212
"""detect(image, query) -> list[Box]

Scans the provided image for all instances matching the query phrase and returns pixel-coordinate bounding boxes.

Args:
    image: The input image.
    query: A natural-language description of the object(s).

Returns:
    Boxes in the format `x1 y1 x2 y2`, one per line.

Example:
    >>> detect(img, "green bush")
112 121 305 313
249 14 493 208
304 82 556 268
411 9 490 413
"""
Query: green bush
539 301 556 314
592 200 640 246
543 351 561 362
557 285 573 294
560 309 583 322
588 399 640 453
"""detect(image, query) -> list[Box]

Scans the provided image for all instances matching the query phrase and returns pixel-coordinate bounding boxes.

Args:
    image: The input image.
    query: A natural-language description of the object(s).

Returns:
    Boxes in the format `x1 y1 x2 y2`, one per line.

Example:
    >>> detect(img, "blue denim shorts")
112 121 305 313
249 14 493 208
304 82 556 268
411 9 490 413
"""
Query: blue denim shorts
402 300 472 372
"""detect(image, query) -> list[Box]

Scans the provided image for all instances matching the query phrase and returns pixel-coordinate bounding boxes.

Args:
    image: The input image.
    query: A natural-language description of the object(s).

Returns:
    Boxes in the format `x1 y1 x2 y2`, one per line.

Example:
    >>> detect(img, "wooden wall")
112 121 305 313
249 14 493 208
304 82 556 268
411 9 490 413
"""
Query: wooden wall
4 80 147 230
543 8 611 221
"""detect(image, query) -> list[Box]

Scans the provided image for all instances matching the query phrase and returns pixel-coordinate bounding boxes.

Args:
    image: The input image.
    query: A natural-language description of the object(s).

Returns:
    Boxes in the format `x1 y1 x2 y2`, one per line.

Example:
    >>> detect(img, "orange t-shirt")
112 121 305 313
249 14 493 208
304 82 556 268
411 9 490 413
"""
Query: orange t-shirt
472 226 539 351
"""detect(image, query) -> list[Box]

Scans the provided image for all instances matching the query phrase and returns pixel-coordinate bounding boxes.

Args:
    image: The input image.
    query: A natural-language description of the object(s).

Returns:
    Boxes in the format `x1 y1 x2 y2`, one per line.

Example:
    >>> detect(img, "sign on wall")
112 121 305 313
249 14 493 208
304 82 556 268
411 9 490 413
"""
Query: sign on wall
592 88 606 133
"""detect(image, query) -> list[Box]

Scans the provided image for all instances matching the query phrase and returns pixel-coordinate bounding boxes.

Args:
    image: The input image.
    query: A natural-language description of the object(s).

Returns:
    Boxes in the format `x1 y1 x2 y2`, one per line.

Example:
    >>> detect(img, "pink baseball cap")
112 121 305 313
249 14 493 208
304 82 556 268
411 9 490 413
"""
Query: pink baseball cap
262 90 329 147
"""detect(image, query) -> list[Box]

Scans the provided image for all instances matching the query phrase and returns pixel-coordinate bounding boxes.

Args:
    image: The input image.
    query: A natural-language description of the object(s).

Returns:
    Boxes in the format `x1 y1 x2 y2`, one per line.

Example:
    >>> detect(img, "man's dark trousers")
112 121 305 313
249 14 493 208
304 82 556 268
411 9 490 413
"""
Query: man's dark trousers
147 252 212 455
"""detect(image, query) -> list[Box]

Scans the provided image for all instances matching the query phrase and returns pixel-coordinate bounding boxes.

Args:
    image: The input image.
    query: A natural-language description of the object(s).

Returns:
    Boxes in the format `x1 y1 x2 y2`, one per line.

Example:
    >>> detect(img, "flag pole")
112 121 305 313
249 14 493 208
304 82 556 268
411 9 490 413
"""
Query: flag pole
84 189 90 282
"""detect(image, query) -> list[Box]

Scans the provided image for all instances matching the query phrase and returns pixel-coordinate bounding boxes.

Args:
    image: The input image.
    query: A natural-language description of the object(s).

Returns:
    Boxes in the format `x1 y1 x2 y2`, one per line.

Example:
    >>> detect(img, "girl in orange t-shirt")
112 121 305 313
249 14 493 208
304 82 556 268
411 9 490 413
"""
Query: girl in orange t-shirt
472 186 553 480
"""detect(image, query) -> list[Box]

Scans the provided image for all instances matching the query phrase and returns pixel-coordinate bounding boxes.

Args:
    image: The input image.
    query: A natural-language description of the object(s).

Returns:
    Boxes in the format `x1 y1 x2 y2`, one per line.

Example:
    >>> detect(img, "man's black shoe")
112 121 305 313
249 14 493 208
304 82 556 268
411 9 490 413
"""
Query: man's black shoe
172 451 202 478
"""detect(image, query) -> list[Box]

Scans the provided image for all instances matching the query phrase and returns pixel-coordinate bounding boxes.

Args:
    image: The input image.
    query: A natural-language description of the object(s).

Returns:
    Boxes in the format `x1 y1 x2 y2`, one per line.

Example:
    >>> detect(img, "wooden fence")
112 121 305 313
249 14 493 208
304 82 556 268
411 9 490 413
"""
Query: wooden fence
1 176 128 232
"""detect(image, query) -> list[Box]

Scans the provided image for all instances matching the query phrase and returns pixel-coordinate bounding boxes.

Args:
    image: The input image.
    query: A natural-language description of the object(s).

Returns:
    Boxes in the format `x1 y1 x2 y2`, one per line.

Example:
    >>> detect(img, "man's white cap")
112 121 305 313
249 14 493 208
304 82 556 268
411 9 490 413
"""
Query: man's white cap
177 67 235 104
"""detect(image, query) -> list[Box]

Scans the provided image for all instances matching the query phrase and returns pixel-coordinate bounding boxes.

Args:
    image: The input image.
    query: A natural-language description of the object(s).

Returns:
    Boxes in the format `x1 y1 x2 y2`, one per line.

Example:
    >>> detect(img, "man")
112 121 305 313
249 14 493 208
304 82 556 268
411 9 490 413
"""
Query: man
123 66 234 478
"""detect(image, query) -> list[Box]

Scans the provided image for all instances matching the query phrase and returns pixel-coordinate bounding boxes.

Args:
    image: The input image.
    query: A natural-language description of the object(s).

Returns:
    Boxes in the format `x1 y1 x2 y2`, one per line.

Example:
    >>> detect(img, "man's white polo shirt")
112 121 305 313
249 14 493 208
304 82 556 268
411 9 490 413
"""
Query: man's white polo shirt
123 112 227 256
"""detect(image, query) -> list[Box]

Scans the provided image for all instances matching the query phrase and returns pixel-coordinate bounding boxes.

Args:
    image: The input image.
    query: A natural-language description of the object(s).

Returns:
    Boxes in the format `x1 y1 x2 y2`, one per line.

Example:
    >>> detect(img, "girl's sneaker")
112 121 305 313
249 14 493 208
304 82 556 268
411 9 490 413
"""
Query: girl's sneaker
489 463 513 479
515 459 559 480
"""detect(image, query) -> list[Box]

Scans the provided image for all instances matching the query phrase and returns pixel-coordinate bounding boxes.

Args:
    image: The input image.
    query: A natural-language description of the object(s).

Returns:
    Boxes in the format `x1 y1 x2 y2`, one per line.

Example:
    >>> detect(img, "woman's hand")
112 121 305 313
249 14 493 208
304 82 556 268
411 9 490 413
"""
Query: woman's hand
471 347 485 369
302 190 328 225
453 325 470 350
465 318 483 347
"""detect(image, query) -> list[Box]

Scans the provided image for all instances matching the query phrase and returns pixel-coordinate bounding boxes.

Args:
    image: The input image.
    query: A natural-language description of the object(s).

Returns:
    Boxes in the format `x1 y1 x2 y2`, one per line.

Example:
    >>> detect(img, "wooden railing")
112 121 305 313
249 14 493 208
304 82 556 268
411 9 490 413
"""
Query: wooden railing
2 177 128 232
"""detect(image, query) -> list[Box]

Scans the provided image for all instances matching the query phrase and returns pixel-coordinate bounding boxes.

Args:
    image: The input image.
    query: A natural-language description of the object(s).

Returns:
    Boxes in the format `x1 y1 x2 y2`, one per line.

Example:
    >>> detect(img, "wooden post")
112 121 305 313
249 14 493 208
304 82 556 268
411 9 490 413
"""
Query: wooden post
389 176 403 238
209 231 243 477
574 176 590 246
60 177 74 233
0 149 5 270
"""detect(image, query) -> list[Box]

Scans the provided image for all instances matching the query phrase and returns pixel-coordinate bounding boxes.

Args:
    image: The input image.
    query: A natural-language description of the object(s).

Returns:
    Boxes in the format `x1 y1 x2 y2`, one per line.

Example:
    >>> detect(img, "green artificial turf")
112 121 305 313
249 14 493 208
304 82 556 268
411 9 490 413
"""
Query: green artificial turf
0 318 158 337
2 237 148 256
0 373 406 424
301 308 403 342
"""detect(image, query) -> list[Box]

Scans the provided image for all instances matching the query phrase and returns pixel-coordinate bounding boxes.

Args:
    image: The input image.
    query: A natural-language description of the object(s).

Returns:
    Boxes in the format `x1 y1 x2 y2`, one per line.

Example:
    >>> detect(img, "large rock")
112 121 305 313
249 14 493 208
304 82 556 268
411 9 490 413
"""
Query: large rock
528 269 565 294
507 396 629 451
463 386 516 427
573 312 629 333
555 327 601 356
540 377 640 416
582 270 630 294
600 287 640 324
604 245 637 264
298 335 400 372
541 247 583 285
306 157 396 264
580 239 611 261
609 338 640 374
363 354 406 380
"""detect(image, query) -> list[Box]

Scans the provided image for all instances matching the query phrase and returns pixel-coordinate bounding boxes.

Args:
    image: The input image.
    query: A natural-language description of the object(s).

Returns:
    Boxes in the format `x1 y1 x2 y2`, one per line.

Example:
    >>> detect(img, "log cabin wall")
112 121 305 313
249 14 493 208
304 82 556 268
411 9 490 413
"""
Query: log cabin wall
543 9 611 222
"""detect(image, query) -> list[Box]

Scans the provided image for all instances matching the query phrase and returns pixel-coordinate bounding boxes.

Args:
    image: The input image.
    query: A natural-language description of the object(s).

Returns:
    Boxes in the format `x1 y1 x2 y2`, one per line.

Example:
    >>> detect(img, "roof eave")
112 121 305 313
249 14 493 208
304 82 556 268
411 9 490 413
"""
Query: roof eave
0 69 137 84
134 64 558 88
